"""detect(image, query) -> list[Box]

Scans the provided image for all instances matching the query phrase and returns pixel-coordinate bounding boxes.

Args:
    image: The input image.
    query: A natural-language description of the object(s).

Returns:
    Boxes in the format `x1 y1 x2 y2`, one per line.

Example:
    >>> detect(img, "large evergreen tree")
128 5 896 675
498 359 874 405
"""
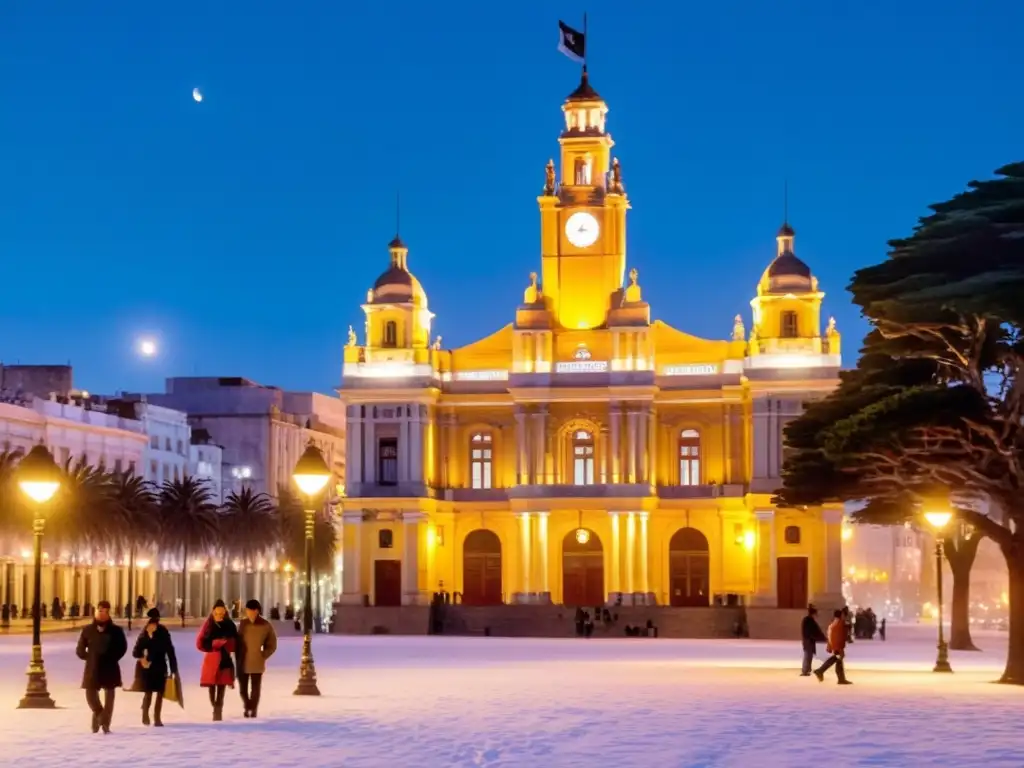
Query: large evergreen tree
778 162 1024 683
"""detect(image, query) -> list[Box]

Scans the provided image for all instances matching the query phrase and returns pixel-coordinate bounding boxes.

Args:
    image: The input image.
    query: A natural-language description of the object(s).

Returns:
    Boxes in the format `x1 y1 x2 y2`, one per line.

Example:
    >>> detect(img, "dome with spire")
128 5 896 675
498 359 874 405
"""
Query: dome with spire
760 221 814 294
367 236 428 306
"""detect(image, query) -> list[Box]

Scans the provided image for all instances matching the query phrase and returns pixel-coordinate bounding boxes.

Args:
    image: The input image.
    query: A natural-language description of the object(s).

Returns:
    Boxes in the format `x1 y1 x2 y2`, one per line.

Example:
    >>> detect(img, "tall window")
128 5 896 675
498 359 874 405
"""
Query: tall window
679 429 701 486
470 432 493 489
383 321 398 348
780 310 799 338
378 437 398 485
573 430 595 485
573 157 592 185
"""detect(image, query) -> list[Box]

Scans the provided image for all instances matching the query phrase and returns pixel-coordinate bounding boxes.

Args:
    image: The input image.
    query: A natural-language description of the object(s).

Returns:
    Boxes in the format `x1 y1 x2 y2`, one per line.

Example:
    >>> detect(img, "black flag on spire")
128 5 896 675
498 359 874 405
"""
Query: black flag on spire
557 20 585 64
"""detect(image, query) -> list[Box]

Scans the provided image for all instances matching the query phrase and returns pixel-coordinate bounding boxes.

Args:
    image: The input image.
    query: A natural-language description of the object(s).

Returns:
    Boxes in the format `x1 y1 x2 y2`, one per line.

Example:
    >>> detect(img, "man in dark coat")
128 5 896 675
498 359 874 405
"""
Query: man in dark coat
76 600 127 733
800 603 827 676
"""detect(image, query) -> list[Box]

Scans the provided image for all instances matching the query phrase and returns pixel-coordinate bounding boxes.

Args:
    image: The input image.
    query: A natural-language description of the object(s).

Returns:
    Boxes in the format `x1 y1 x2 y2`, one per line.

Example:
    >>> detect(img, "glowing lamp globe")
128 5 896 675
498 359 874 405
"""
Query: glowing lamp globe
17 444 62 505
575 528 590 545
293 444 331 497
742 530 756 551
924 510 953 531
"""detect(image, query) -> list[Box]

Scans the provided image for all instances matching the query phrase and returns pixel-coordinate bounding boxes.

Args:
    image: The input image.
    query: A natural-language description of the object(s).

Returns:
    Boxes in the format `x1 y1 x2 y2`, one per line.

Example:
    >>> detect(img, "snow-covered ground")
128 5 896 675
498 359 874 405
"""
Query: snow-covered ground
0 624 1019 767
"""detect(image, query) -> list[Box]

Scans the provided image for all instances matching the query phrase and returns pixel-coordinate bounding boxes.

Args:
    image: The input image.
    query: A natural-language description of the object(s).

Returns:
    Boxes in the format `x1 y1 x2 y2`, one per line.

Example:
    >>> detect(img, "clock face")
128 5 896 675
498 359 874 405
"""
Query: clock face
565 211 600 248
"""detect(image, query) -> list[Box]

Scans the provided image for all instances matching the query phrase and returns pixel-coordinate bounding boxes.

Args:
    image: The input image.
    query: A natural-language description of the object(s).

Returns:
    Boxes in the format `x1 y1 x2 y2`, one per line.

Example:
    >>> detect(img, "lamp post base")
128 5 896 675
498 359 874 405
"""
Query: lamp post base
933 641 953 673
18 645 56 709
293 633 321 696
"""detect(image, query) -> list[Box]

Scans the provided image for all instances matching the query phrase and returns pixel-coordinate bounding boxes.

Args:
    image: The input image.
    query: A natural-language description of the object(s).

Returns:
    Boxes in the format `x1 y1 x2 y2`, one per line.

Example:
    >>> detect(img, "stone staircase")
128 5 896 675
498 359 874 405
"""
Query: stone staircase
330 603 804 641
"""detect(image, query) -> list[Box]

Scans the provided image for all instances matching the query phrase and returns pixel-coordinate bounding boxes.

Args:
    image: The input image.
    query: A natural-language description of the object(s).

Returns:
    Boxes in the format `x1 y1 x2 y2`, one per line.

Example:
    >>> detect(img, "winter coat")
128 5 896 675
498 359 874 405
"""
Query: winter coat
196 616 238 687
826 618 847 655
76 619 128 690
801 614 827 652
237 616 278 674
130 624 178 693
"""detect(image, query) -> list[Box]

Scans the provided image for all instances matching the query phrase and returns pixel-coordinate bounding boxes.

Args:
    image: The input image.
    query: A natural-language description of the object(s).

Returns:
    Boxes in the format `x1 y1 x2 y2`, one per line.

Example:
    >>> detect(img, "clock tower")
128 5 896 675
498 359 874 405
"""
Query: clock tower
538 71 630 330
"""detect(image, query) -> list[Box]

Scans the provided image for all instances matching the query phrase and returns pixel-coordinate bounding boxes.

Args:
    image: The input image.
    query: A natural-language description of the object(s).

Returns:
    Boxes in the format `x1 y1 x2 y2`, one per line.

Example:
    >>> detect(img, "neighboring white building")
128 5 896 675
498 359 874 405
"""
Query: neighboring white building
144 377 346 500
0 394 149 616
190 433 224 505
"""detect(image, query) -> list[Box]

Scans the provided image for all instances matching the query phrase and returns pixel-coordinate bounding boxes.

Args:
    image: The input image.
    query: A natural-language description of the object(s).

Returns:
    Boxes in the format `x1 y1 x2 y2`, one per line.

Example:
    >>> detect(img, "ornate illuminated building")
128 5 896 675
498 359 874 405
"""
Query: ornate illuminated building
337 72 845 617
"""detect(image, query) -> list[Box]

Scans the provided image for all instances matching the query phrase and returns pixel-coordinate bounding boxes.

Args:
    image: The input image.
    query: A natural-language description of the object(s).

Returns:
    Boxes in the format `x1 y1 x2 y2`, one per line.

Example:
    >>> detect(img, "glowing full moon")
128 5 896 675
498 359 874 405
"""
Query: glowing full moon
139 339 157 357
192 88 203 103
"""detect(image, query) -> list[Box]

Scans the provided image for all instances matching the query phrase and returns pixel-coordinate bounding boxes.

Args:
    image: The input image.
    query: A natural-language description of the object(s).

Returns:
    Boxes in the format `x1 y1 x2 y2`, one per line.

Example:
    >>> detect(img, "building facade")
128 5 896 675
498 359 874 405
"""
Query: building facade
0 394 149 615
144 377 346 500
338 72 845 611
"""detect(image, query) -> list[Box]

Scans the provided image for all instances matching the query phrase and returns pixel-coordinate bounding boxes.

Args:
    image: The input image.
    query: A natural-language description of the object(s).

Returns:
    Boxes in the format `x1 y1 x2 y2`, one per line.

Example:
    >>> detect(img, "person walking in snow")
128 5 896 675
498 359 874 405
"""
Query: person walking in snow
237 599 278 718
800 604 827 676
76 600 128 733
814 609 852 685
131 608 178 726
196 599 238 721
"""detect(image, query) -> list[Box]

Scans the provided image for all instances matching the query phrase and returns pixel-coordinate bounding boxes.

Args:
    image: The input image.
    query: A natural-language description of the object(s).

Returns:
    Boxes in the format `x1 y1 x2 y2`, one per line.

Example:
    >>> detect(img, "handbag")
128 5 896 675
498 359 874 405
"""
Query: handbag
163 674 179 703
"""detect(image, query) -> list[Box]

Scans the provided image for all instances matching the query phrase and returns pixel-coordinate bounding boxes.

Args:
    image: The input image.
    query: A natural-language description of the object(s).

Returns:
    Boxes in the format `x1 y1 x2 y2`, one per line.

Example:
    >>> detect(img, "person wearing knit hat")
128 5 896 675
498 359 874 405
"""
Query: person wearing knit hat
130 605 178 727
237 598 278 718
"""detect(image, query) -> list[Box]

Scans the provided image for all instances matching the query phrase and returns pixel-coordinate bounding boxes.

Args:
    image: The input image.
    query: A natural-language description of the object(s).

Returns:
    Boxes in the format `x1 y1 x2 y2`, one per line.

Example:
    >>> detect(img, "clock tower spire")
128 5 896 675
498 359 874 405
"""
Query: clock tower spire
538 72 630 330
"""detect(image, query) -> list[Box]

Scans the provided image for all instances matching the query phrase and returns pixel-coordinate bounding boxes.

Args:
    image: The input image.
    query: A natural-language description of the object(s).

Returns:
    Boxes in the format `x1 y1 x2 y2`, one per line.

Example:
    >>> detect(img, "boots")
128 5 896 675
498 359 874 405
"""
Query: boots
142 693 152 726
153 694 163 727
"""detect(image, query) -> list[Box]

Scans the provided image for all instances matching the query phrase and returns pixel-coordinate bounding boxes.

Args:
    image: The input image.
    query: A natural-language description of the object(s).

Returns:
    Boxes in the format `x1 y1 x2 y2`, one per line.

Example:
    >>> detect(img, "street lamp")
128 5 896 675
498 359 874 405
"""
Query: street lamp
292 443 330 696
16 445 62 709
923 508 954 673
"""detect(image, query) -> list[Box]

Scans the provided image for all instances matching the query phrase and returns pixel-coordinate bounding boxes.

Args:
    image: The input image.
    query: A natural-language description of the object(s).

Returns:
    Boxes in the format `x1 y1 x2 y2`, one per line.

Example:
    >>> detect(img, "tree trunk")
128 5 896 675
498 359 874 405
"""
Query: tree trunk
1001 545 1024 685
180 547 188 628
944 533 982 651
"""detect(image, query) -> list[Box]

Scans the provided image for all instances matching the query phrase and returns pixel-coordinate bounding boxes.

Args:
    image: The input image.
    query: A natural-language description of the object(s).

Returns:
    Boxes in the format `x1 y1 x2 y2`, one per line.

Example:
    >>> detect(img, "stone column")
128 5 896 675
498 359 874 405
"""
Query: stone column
536 511 550 603
609 404 620 483
348 407 363 486
514 407 526 484
638 512 651 605
752 510 777 606
515 513 532 603
363 415 377 484
532 407 547 484
627 408 638 483
722 404 732 485
398 410 410 484
625 512 636 603
608 512 621 603
410 405 424 485
647 407 656 485
339 512 364 605
637 406 648 484
401 512 424 605
813 508 846 612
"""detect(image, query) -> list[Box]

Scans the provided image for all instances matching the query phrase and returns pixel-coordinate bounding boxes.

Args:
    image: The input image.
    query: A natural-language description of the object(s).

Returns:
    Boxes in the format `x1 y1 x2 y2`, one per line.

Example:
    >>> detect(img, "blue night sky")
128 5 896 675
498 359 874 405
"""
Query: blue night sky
1 2 1019 396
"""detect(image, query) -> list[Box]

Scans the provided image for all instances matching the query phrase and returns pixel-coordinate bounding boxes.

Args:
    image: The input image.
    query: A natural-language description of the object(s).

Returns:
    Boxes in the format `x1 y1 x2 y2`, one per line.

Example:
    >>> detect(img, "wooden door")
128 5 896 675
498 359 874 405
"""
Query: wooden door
374 560 402 607
463 530 503 605
776 557 809 610
668 528 711 607
562 529 604 607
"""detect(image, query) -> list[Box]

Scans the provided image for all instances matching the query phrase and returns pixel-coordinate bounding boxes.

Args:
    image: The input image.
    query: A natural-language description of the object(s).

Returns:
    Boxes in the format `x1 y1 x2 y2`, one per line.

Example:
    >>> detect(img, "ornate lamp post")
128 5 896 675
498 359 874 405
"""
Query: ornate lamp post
16 445 62 709
292 443 331 696
924 508 954 673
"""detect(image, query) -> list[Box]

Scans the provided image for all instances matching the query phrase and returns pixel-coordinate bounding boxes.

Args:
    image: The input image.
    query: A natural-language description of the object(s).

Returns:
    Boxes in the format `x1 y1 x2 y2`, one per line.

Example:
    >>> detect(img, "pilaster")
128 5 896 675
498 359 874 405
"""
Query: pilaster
751 509 778 606
401 512 426 605
339 511 365 605
512 512 532 604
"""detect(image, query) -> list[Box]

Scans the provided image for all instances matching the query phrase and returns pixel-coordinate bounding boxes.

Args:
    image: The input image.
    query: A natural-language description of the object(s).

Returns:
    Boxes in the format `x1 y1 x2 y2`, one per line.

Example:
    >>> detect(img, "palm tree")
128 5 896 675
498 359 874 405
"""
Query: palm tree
220 488 279 607
49 458 115 612
105 473 158 629
278 485 337 623
158 475 218 627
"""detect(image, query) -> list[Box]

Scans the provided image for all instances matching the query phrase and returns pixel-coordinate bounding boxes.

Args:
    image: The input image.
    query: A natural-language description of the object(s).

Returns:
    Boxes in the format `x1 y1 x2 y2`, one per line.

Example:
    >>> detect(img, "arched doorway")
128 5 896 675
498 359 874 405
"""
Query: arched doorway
562 529 604 606
463 530 503 605
669 527 710 607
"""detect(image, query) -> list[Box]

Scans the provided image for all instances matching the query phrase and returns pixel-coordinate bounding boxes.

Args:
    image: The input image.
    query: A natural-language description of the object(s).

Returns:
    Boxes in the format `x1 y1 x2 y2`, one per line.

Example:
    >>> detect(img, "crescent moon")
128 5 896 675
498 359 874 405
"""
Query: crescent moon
192 88 203 103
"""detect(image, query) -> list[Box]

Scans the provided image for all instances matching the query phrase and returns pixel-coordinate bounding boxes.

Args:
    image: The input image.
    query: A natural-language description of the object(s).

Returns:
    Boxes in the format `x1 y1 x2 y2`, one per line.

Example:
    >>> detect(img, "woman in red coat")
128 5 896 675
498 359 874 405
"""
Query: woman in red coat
195 599 239 721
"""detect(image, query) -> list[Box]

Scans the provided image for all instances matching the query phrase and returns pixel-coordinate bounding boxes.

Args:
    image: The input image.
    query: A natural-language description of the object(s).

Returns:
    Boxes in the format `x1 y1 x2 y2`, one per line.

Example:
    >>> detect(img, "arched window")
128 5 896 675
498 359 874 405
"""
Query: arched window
780 311 799 338
573 430 595 485
573 157 592 185
470 432 493 490
679 429 701 486
383 320 398 348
